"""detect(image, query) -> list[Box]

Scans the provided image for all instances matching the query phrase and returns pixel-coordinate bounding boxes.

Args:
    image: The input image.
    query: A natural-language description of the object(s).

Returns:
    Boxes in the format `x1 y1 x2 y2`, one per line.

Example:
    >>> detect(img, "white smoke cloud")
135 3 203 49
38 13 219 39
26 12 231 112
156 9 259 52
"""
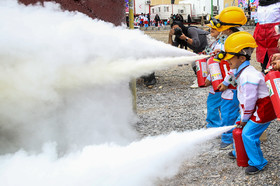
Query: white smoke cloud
0 0 220 185
0 126 234 186
0 0 206 153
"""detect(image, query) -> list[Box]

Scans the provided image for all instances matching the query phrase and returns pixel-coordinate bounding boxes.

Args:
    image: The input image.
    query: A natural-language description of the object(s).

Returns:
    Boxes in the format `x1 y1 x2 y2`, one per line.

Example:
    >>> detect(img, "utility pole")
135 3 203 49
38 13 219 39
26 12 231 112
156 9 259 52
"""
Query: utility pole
129 0 137 113
217 0 219 14
211 0 213 17
247 0 251 21
129 0 134 29
171 0 174 15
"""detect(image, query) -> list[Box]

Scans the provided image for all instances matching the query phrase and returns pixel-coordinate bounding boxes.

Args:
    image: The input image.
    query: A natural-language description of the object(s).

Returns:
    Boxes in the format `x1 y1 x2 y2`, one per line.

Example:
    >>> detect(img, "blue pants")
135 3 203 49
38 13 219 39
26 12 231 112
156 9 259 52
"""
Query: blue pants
206 92 222 128
220 90 239 144
233 118 270 170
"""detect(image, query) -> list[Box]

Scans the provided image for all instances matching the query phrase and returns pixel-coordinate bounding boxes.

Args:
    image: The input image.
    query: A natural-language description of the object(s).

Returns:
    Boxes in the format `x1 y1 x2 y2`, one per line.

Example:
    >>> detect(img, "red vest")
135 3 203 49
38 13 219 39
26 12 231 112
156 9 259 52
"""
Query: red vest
243 96 277 123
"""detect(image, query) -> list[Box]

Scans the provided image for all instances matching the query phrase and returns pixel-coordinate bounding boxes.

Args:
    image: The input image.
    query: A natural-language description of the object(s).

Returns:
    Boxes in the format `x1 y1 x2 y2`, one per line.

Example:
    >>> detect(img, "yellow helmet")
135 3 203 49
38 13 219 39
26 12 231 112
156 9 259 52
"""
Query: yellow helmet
224 31 258 60
215 6 247 32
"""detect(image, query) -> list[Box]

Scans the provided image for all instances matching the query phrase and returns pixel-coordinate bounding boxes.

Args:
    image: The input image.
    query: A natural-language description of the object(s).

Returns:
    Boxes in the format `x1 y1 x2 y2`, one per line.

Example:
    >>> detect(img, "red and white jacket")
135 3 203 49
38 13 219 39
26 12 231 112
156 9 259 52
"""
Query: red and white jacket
253 2 280 64
236 63 276 123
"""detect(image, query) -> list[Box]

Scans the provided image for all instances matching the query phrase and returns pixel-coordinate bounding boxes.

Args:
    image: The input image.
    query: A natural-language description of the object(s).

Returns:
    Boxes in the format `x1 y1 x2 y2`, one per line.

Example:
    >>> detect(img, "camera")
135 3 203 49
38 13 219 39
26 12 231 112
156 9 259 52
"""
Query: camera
174 27 183 37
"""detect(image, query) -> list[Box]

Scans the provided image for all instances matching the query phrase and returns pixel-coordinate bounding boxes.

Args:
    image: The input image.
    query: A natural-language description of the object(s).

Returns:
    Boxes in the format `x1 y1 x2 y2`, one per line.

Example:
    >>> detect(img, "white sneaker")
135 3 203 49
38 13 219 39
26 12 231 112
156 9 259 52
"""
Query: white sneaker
190 80 199 88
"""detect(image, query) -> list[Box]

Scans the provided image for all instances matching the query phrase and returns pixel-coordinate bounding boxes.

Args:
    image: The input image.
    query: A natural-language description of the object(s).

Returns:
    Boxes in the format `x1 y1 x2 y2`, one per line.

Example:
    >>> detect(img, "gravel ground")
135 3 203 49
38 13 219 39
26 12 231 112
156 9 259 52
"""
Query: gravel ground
135 28 280 185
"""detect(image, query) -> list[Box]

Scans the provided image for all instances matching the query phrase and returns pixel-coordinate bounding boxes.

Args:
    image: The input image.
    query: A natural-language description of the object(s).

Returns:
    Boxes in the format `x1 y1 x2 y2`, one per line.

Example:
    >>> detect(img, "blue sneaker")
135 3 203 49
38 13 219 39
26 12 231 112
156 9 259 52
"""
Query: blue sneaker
228 151 236 159
245 166 261 175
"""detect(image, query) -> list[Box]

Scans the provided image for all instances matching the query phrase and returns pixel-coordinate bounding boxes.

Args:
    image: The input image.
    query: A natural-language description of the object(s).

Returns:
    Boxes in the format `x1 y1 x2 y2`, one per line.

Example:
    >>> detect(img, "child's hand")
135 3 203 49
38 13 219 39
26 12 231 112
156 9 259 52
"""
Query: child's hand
236 121 246 127
271 53 280 61
205 79 211 86
271 60 280 71
240 122 247 127
217 83 228 91
213 49 221 55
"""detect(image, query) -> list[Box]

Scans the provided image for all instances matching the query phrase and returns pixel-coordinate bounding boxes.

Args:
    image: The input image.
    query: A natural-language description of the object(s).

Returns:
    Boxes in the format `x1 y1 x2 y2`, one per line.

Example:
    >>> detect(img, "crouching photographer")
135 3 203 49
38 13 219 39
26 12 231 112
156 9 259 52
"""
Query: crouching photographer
168 21 209 87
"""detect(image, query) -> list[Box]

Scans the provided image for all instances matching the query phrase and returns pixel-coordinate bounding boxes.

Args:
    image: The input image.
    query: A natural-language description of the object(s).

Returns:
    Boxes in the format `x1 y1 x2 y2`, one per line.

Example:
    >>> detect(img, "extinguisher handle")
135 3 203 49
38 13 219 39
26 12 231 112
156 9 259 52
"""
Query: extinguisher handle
235 121 243 128
264 66 273 73
236 125 243 128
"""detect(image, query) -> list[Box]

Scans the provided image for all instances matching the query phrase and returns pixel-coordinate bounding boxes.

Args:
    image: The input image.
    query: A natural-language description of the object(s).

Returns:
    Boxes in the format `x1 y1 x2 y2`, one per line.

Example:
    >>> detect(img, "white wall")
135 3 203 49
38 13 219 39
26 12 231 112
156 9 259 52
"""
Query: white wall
149 0 226 20
134 0 150 15
150 4 192 20
180 0 225 17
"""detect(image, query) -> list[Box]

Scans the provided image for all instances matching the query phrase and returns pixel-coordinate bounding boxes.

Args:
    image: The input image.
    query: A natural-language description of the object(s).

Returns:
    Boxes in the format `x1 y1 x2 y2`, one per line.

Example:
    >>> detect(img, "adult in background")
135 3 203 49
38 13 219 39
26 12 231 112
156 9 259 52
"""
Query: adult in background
146 13 150 26
154 14 160 27
168 21 209 53
187 14 192 26
168 20 209 87
169 14 175 25
253 0 280 73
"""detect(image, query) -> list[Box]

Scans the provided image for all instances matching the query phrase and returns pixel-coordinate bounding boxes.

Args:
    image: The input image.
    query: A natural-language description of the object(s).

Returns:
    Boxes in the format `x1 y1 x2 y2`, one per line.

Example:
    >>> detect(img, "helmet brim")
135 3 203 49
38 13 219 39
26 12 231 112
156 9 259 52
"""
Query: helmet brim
216 25 232 32
206 23 217 29
224 53 235 60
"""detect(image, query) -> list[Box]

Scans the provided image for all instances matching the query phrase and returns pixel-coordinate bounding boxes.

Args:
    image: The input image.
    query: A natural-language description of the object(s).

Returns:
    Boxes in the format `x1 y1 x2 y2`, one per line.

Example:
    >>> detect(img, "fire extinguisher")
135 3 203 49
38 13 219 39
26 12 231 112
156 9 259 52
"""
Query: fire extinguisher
207 57 223 92
265 69 280 120
219 60 237 90
232 124 249 167
196 58 208 87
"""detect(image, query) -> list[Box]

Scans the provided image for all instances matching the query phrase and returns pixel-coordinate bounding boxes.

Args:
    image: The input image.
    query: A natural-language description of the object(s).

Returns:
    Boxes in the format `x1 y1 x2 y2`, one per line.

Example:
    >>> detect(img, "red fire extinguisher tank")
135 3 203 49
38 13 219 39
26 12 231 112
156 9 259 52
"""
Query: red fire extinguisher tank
196 58 208 87
265 70 280 120
232 127 249 167
208 57 223 92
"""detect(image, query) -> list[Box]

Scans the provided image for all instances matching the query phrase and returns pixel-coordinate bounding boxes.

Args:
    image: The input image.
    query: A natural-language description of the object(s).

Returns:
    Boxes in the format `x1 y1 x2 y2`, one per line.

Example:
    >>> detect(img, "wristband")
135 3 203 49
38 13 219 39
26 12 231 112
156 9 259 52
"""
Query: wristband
185 37 188 42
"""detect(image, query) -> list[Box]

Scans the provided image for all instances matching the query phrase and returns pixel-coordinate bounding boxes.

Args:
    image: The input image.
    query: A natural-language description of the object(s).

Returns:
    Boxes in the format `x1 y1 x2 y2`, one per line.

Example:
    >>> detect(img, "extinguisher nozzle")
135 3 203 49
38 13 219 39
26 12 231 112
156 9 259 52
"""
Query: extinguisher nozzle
233 124 243 128
264 66 273 73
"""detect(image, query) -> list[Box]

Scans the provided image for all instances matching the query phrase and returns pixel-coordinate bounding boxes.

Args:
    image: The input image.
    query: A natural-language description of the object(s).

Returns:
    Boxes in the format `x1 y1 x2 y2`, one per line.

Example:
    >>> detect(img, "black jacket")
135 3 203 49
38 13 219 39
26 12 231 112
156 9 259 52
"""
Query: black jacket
172 21 209 53
259 0 280 6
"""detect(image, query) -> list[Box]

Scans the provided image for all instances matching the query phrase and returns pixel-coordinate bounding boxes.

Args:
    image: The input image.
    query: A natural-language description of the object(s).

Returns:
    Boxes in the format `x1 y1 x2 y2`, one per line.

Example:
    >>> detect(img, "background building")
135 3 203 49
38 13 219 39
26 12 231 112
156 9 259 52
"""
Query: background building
224 0 238 7
151 0 180 5
126 0 258 24
149 0 224 22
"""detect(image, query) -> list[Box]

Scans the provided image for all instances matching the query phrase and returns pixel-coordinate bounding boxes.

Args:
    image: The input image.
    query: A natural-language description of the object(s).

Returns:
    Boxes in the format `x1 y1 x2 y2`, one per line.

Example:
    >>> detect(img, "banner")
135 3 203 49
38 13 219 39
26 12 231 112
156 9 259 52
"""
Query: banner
125 0 129 13
238 0 259 10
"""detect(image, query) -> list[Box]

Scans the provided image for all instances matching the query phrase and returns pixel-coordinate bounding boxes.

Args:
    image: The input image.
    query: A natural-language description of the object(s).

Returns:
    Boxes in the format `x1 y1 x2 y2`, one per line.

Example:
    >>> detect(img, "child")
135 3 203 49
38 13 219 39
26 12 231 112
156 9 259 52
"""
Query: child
203 21 225 129
221 31 276 175
207 6 247 149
